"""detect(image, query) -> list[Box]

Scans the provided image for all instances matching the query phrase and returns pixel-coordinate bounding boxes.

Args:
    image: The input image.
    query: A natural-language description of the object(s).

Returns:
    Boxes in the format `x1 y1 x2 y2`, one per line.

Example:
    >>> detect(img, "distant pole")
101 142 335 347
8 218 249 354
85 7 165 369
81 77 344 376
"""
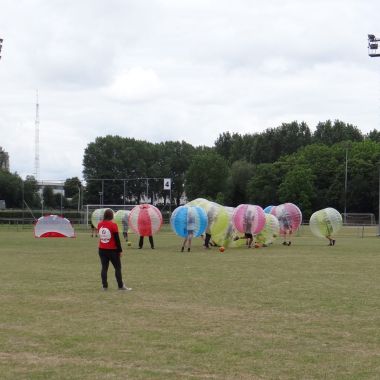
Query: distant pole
34 90 40 180
378 165 380 235
368 35 380 235
344 147 348 224
123 180 126 205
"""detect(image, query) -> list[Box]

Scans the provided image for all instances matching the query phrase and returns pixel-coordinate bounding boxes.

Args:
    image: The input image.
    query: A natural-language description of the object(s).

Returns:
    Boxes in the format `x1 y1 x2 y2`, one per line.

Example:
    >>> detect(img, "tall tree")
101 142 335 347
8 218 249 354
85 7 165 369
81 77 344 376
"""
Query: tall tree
225 160 255 206
0 171 22 207
185 152 229 201
313 120 363 145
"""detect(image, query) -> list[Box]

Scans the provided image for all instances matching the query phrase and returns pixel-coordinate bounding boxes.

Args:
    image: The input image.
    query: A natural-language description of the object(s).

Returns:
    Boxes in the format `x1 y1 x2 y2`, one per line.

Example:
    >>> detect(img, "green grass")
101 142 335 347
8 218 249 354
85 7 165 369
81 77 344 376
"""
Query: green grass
0 226 380 379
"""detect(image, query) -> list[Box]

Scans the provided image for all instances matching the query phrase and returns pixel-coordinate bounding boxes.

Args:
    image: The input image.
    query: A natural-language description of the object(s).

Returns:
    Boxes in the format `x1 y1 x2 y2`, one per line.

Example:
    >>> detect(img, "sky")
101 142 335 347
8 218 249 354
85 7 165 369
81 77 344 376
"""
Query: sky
0 0 380 181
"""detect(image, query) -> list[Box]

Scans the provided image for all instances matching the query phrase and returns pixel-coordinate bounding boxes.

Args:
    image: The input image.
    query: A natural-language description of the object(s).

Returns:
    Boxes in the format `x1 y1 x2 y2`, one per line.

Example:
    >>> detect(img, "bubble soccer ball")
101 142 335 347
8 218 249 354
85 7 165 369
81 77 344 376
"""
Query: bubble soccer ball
255 213 280 246
170 205 208 238
270 203 302 235
309 207 342 239
232 204 266 235
128 204 163 236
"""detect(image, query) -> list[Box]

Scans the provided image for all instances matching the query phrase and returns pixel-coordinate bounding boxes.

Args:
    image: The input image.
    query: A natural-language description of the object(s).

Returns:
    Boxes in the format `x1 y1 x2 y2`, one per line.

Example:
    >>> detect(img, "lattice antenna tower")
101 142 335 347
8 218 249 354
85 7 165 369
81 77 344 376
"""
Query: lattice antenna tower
34 90 40 180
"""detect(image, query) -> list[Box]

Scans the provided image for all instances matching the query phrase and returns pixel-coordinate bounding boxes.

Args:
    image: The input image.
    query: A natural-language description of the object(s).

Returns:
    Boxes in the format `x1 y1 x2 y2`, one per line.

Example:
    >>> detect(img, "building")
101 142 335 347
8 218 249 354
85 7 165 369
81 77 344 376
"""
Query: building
0 146 9 171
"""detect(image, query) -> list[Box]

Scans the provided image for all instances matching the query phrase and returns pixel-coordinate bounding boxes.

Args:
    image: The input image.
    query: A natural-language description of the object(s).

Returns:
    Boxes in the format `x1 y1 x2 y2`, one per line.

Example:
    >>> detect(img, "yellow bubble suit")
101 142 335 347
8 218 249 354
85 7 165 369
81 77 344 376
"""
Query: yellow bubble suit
91 208 110 228
114 210 130 234
210 206 233 247
255 214 280 246
309 207 342 239
187 198 220 234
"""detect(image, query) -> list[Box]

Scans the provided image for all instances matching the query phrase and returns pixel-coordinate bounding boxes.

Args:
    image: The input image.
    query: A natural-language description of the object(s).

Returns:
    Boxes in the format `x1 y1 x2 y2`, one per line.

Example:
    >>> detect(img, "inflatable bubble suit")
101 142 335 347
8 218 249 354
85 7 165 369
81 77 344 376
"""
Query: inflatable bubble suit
170 205 208 238
263 205 275 214
255 213 280 246
91 208 111 228
232 204 266 235
128 204 163 236
309 207 342 239
209 206 234 247
187 198 221 234
114 210 130 234
270 203 302 235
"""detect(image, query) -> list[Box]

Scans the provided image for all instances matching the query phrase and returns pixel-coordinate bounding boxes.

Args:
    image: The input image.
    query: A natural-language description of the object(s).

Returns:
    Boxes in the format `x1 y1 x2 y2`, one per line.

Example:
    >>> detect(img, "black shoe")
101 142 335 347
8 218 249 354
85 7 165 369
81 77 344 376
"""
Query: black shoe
187 248 190 252
282 241 287 245
181 246 184 252
332 240 336 246
287 242 291 246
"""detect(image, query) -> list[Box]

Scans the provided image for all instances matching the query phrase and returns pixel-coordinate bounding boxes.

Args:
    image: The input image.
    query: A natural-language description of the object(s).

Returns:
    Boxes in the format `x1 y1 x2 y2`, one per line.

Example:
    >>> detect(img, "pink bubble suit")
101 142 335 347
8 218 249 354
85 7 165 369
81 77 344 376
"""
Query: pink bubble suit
270 203 302 236
232 204 266 235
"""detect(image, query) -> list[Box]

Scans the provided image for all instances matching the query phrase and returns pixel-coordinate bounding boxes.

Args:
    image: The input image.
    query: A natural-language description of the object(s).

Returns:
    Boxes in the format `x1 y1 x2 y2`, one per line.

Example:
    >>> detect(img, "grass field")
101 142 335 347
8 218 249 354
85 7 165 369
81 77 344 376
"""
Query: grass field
0 225 380 379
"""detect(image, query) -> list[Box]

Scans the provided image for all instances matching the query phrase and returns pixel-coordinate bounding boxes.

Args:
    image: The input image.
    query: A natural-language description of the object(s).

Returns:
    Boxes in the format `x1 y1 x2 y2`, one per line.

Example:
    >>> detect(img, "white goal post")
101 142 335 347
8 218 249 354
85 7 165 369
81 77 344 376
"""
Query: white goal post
341 213 376 225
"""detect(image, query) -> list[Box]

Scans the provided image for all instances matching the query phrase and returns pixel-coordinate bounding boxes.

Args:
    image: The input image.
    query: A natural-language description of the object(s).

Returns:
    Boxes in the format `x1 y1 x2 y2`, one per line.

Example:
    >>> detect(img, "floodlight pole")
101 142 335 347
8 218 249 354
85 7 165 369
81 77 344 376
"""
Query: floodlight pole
344 147 348 224
368 34 380 234
378 165 380 236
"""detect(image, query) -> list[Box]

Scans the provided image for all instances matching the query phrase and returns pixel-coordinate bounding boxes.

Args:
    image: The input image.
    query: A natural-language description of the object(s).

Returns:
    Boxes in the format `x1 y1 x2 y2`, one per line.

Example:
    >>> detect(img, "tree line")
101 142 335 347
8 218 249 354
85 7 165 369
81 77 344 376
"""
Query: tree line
1 119 380 219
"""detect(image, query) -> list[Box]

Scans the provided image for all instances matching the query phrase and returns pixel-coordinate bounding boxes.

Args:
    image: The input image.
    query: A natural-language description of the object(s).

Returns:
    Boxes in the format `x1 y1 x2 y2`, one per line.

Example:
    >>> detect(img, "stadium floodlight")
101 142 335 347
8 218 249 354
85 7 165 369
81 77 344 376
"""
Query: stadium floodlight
368 34 380 57
367 36 380 235
368 34 376 42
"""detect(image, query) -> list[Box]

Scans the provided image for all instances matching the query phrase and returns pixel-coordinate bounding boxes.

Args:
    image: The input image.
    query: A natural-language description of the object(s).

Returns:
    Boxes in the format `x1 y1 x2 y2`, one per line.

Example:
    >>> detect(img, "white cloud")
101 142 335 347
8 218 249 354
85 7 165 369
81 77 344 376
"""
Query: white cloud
105 67 164 102
0 0 380 180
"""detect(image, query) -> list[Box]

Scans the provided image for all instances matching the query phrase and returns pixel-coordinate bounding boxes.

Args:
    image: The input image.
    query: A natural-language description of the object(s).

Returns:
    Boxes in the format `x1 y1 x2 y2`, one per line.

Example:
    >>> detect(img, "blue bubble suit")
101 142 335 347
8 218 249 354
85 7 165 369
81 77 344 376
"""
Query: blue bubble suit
170 205 208 238
264 205 274 214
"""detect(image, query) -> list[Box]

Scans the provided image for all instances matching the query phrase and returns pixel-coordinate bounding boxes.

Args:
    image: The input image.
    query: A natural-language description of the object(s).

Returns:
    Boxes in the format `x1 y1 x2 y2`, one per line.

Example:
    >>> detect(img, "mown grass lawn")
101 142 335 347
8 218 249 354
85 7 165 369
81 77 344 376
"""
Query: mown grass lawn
0 226 379 379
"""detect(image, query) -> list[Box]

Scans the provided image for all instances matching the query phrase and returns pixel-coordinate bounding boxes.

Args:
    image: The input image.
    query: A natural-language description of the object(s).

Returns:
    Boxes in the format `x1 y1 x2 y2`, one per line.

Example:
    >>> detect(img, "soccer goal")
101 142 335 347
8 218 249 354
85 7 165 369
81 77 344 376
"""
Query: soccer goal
85 204 136 228
341 213 376 225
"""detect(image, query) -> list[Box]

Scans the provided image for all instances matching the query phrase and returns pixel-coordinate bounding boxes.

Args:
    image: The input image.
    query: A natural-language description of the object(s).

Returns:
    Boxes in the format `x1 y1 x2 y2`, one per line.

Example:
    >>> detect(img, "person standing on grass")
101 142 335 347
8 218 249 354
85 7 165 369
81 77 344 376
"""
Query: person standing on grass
181 210 195 252
97 208 131 291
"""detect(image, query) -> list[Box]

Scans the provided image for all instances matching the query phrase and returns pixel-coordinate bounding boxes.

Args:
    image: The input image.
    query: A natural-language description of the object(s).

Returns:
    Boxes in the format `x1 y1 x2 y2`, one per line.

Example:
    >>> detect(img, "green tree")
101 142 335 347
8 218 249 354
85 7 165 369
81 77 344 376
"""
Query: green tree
225 160 255 206
278 165 315 218
313 120 363 145
0 171 22 207
185 152 229 201
42 186 56 209
23 175 40 208
246 162 285 207
64 177 82 198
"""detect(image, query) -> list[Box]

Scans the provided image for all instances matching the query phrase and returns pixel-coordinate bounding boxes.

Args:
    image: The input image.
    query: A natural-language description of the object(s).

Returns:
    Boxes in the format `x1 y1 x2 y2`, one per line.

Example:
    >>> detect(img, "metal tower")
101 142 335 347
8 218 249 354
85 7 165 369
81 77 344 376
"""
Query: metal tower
34 90 40 180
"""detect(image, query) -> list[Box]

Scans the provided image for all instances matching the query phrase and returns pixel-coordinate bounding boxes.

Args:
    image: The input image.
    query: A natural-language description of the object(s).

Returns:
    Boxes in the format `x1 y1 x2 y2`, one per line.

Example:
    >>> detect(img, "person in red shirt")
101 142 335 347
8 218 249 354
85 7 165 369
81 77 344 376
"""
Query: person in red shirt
98 209 131 291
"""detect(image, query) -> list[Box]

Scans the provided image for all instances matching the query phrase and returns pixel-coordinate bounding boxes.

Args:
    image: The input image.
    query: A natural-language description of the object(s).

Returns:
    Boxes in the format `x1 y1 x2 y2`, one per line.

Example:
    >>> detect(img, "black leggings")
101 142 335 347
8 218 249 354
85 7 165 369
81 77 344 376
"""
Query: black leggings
98 249 123 288
139 236 154 248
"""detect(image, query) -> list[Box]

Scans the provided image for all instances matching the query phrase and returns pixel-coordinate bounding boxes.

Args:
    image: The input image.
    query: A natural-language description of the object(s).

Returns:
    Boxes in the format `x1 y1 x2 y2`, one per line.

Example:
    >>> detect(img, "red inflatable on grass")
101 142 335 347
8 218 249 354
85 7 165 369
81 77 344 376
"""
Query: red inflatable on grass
34 215 76 238
128 204 163 236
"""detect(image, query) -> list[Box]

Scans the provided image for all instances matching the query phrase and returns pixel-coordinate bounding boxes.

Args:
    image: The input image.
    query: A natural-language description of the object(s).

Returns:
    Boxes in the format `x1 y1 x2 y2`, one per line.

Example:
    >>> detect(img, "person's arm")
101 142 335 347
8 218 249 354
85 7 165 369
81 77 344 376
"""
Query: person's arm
113 232 123 254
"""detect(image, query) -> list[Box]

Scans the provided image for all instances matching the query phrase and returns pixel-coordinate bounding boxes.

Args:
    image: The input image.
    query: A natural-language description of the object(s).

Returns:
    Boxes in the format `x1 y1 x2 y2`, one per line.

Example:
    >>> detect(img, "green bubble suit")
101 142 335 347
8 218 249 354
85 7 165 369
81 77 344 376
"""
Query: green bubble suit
114 210 130 234
187 199 244 248
309 207 342 239
255 213 280 246
91 208 110 228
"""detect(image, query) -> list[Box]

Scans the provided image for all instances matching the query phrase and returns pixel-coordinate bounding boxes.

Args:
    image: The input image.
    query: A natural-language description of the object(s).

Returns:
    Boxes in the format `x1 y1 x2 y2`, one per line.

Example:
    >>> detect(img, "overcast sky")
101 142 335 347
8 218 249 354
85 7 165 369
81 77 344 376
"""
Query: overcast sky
0 0 379 181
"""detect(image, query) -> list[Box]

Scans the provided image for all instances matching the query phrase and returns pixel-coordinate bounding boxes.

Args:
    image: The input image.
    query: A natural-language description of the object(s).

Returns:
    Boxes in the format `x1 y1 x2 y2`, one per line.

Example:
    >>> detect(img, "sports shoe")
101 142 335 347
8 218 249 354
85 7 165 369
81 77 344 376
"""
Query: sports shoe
332 240 336 246
187 248 190 252
181 246 184 252
118 285 132 291
287 241 291 246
